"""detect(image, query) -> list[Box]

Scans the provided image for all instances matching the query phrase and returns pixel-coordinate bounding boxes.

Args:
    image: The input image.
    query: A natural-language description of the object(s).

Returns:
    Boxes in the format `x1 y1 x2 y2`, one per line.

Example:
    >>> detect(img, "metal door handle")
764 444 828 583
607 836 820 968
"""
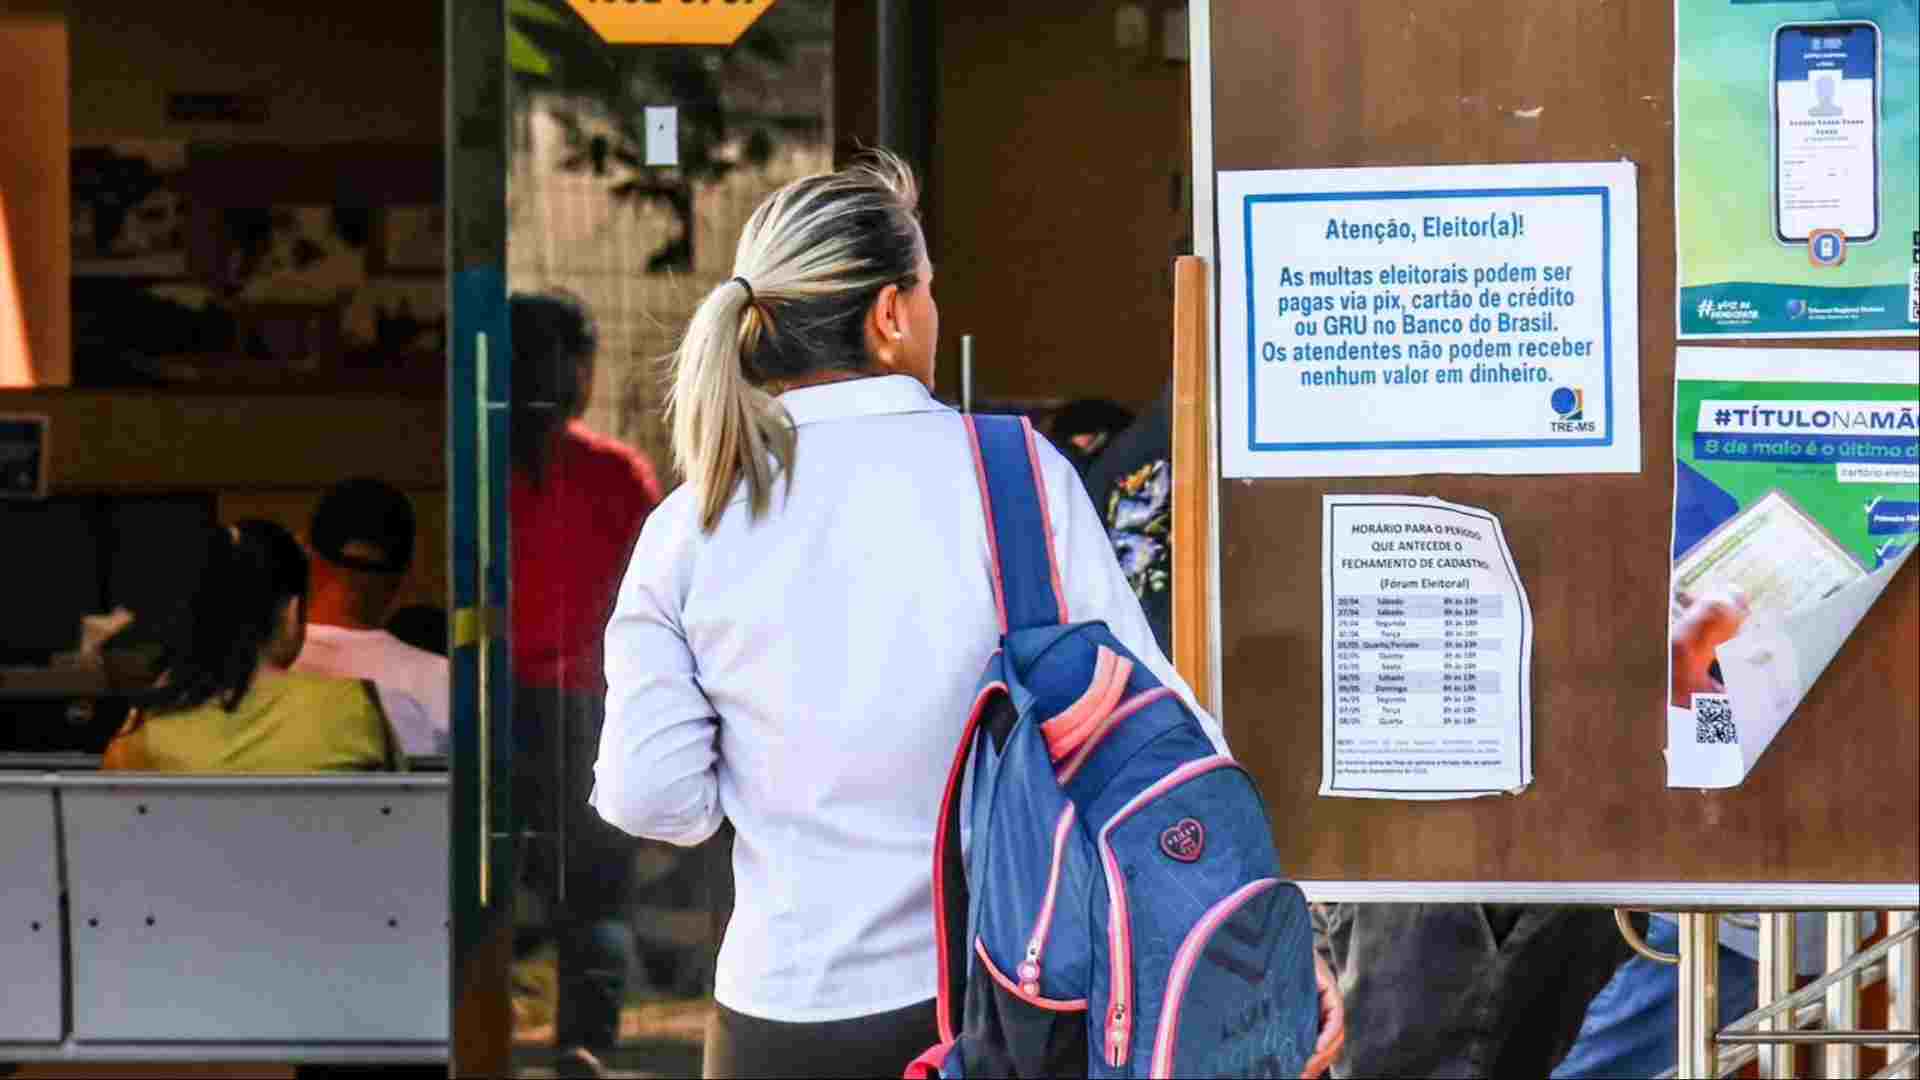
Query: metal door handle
477 330 493 898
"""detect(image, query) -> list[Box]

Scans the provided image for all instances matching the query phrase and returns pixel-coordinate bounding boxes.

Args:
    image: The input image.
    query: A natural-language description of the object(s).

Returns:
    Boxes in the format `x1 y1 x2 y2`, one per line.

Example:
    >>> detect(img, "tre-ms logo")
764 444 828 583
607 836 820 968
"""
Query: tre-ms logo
1550 387 1596 433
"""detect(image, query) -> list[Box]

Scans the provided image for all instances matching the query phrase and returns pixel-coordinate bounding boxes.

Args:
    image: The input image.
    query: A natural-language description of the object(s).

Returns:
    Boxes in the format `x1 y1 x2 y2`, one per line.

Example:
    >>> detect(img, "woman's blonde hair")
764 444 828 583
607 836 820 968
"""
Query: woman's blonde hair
668 149 923 533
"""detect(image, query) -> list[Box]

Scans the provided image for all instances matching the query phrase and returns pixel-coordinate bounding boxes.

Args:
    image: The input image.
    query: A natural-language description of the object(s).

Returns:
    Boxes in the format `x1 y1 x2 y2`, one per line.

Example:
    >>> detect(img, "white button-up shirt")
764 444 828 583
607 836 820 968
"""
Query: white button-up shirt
294 624 451 754
591 374 1222 1023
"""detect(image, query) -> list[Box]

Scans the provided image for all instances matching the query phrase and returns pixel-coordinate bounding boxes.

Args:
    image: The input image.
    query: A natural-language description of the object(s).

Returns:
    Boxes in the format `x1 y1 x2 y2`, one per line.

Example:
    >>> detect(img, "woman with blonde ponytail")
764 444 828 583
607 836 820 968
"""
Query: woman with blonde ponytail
592 151 1220 1077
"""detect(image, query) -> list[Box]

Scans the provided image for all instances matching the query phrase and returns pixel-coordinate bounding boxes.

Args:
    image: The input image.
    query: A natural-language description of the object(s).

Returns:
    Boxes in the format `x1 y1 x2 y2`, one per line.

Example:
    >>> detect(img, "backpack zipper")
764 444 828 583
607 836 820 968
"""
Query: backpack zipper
1018 803 1077 997
1099 836 1134 1066
1096 754 1241 1068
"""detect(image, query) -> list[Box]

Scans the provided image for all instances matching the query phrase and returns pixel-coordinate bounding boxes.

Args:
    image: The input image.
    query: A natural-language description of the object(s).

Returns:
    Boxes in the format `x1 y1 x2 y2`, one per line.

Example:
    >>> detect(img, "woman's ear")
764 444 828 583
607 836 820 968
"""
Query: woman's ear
270 596 307 667
865 283 905 366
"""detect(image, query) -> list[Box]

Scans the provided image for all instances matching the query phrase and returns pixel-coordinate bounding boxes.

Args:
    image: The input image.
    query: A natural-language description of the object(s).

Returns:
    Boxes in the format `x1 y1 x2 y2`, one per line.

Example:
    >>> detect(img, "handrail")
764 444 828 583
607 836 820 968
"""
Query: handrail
1617 908 1681 965
1722 922 1920 1036
1874 1048 1920 1080
1719 1030 1918 1046
1649 959 1885 1079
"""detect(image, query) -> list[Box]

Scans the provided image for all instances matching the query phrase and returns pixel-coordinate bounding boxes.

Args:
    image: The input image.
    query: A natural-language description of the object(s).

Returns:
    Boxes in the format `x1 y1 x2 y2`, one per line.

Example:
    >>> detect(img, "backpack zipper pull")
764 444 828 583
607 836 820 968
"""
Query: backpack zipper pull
1018 944 1042 997
1106 1001 1130 1066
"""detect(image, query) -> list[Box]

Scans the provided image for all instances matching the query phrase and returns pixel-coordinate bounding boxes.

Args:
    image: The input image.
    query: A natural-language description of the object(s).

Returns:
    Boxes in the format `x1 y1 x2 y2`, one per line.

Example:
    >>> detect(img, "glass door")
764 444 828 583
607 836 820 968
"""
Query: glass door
447 0 515 1076
450 3 838 1075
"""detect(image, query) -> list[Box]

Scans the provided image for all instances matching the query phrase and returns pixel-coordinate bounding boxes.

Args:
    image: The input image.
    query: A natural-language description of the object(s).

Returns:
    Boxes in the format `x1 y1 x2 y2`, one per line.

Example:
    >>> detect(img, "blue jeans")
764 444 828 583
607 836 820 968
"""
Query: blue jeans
1552 918 1761 1079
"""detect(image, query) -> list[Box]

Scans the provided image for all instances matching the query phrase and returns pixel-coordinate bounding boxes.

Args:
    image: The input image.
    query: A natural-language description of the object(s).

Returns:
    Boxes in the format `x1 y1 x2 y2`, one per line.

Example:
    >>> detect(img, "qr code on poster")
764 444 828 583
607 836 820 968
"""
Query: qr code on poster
1693 694 1738 744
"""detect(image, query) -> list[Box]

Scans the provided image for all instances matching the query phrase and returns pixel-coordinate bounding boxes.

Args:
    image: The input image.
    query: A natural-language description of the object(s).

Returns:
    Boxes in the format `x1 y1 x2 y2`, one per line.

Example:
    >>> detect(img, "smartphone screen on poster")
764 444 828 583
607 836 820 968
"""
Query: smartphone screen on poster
1772 21 1881 245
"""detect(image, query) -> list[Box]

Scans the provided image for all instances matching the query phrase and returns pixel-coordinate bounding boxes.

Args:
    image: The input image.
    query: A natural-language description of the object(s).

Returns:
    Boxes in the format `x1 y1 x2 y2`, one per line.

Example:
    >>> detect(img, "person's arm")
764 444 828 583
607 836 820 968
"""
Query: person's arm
100 712 148 770
1037 435 1228 753
591 502 725 847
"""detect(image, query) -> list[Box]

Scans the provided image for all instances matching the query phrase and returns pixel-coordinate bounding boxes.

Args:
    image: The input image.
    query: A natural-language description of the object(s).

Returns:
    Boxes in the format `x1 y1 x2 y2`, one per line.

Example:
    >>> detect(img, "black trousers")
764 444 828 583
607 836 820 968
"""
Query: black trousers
514 685 636 1055
1317 903 1638 1079
702 997 939 1080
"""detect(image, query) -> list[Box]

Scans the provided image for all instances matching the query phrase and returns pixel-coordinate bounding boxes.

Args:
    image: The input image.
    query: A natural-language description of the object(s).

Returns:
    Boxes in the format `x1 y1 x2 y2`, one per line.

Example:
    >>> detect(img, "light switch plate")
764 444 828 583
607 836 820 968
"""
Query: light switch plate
645 106 679 167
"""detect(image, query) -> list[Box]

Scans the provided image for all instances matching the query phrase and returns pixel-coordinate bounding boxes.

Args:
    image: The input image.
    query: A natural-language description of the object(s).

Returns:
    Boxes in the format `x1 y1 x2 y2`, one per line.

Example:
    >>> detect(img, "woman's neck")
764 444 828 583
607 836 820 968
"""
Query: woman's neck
768 368 876 395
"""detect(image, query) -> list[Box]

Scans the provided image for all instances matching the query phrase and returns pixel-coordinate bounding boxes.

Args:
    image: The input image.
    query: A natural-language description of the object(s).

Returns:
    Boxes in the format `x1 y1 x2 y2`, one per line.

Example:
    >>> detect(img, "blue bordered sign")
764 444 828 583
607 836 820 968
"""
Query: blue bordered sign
1216 163 1642 478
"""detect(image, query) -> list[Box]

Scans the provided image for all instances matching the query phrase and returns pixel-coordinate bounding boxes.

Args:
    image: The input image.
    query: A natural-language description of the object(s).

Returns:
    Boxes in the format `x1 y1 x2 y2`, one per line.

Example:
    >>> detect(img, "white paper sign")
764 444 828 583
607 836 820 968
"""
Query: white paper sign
644 106 679 167
1322 495 1534 799
1219 162 1641 477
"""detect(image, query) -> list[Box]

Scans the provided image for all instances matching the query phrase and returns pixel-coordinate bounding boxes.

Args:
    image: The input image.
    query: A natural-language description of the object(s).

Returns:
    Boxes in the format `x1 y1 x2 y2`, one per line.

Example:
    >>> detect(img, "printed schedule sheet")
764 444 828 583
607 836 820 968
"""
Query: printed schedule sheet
1321 495 1535 798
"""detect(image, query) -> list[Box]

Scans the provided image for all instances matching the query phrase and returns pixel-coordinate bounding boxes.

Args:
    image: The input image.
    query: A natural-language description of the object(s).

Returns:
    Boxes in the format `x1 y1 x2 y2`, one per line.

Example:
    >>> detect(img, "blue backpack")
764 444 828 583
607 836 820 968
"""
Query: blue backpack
908 415 1319 1079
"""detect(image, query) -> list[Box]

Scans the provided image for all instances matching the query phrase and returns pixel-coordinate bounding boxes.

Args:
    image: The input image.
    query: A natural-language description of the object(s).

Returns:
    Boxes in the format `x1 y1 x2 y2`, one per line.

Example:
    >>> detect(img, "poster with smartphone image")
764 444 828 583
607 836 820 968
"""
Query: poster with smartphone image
1666 348 1917 788
1676 0 1918 338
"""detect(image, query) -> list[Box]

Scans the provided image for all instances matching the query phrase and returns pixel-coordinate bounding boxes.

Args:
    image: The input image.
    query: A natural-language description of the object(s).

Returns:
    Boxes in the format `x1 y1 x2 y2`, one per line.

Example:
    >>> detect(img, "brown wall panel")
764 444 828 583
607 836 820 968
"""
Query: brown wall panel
0 389 444 494
933 2 1189 408
70 0 441 144
1208 0 1917 884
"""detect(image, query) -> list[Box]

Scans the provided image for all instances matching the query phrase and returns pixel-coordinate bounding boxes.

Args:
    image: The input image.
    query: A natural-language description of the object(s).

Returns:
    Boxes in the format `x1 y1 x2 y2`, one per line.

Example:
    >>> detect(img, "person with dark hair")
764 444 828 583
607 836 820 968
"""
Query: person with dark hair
1050 397 1136 482
589 151 1248 1077
102 519 398 772
293 477 449 755
508 289 663 1079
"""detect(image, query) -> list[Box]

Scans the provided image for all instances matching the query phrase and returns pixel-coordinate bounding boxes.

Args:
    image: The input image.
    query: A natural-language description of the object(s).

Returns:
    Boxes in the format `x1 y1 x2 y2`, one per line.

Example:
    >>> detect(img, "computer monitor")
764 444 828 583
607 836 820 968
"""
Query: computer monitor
0 497 104 665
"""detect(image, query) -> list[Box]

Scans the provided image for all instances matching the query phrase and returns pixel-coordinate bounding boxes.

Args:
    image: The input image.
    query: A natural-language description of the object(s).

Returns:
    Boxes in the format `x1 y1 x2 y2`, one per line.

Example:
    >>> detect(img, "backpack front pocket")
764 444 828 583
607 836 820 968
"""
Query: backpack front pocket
1094 755 1242 1068
1149 879 1315 1079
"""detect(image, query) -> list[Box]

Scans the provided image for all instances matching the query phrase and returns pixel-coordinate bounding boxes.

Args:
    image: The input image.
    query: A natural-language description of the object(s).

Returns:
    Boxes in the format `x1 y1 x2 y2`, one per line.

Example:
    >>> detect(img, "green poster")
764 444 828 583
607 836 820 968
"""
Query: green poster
1666 347 1916 787
1676 0 1918 337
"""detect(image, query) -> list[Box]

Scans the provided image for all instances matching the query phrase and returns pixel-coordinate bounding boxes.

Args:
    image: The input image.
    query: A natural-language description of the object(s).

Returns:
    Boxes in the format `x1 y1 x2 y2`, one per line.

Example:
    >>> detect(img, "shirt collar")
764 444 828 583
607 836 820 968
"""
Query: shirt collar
778 374 948 427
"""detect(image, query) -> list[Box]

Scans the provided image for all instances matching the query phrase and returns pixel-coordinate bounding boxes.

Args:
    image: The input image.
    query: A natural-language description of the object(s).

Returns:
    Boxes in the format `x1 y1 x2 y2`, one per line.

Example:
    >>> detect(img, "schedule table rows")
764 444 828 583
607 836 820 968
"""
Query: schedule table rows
1331 593 1508 618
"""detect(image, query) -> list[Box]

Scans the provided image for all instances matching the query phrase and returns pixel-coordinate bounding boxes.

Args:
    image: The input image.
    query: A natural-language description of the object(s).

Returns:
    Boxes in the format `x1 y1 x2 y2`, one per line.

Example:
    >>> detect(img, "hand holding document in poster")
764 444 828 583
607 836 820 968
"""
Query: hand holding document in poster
1323 495 1533 799
1219 162 1640 478
1667 348 1919 788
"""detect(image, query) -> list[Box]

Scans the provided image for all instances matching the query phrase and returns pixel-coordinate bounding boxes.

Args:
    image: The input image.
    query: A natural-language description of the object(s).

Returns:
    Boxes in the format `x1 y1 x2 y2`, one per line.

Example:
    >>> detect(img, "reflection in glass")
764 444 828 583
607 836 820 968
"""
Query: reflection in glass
504 4 832 1074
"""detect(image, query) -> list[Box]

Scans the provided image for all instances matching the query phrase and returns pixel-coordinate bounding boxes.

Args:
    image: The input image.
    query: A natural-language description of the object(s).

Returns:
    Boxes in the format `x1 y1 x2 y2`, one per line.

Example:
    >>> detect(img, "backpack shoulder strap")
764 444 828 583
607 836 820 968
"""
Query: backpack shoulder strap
964 415 1066 632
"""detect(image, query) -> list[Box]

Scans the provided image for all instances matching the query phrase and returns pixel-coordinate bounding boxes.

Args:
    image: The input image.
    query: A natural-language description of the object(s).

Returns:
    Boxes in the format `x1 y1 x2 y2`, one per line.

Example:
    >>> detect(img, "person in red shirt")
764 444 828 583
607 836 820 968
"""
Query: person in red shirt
509 290 662 1078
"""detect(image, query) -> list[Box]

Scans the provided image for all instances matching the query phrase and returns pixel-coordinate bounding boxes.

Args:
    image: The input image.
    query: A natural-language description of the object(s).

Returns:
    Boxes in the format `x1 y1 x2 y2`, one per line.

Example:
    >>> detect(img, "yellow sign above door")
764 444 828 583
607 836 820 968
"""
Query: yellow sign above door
565 0 778 46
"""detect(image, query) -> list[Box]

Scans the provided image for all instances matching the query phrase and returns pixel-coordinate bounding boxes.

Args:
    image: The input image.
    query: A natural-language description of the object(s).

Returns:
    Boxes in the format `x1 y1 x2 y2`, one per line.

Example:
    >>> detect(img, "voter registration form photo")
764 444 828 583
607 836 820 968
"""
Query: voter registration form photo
1671 488 1868 622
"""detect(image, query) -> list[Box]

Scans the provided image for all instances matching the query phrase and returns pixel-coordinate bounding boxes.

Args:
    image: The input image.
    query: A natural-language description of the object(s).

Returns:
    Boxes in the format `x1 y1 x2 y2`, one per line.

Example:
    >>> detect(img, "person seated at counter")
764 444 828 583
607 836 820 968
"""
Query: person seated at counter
102 518 401 772
292 476 450 754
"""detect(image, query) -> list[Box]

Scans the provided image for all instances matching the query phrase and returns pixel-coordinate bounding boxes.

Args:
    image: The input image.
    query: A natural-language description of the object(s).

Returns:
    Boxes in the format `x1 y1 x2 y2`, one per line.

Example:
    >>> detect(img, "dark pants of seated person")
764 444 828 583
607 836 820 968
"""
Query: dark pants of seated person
1316 903 1638 1078
515 685 636 1059
703 997 939 1079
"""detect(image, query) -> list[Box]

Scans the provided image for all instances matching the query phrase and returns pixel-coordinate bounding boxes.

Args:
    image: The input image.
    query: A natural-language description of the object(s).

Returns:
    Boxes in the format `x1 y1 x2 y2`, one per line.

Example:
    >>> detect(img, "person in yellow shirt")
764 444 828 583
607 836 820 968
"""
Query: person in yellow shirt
104 518 400 772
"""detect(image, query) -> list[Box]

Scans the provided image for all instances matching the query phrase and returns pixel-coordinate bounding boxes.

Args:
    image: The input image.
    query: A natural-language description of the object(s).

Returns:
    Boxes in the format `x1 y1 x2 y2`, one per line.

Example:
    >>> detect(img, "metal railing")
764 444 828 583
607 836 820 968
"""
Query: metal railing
1621 907 1920 1079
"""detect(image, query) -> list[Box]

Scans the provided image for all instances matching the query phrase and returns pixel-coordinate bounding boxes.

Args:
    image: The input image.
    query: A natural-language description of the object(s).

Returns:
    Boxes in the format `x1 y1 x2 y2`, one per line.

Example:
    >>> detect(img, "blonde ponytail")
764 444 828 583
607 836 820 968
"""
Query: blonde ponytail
666 149 924 534
669 279 797 533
